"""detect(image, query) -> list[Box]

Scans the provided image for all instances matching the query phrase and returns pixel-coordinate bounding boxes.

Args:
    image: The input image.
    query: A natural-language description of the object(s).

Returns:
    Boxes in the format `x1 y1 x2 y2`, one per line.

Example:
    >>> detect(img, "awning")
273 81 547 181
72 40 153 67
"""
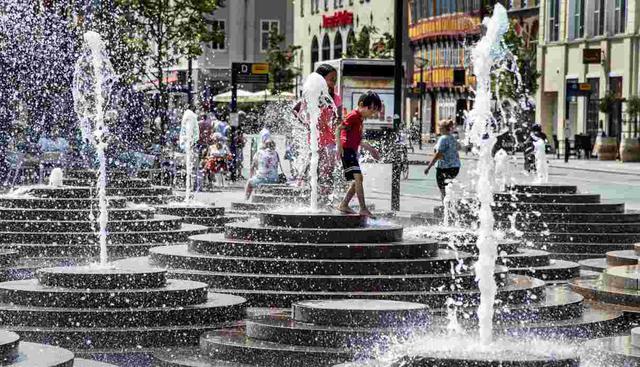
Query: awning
211 89 254 102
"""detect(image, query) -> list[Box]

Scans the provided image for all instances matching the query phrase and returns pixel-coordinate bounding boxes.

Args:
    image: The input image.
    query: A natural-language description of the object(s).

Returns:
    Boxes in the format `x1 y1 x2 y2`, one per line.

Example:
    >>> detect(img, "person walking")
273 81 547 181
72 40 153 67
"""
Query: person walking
424 120 461 199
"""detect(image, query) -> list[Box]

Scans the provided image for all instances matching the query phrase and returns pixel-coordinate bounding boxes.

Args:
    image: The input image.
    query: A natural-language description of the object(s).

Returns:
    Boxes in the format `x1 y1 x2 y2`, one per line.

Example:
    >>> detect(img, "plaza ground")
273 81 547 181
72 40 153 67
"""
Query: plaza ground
191 135 640 215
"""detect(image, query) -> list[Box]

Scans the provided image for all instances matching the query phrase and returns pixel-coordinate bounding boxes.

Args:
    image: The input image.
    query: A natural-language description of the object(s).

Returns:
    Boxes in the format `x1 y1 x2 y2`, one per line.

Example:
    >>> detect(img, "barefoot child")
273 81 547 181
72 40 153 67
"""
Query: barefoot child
335 91 382 217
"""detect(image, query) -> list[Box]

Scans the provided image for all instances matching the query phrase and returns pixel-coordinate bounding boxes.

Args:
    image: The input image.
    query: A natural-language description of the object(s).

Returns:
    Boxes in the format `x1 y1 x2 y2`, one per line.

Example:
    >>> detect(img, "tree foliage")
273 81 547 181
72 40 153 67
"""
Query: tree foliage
345 25 373 58
116 0 222 127
0 1 79 162
345 25 394 59
498 21 540 102
266 28 301 94
76 0 149 85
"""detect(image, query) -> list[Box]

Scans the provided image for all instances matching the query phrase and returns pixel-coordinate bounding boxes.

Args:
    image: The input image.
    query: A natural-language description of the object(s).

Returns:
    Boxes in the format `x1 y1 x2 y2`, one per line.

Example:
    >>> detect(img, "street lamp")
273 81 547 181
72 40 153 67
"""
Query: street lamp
414 56 428 150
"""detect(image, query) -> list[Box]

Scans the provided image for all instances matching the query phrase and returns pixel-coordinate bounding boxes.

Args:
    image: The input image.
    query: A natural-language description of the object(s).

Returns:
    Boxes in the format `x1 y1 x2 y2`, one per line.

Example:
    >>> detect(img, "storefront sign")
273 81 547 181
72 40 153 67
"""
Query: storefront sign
583 49 601 64
567 81 592 96
322 11 354 28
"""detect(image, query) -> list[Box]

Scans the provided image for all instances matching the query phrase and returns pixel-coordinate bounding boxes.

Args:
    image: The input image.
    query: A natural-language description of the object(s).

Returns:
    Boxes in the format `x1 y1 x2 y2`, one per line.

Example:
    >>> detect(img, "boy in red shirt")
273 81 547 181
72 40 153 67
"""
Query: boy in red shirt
335 91 382 217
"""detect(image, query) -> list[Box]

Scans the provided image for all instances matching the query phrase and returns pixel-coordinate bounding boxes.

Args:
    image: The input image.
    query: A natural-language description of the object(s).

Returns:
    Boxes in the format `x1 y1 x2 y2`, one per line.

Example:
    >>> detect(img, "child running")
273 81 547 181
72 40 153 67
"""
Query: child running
335 91 382 217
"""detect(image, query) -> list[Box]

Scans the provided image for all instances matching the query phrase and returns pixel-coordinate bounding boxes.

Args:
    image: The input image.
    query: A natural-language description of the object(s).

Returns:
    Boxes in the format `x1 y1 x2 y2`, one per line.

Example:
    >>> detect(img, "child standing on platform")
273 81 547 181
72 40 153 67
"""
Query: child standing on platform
335 91 382 218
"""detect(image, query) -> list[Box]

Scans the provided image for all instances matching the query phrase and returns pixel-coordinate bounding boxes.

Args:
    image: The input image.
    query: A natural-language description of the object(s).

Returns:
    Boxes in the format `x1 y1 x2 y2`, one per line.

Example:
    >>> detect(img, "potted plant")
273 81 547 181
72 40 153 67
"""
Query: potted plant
599 91 617 113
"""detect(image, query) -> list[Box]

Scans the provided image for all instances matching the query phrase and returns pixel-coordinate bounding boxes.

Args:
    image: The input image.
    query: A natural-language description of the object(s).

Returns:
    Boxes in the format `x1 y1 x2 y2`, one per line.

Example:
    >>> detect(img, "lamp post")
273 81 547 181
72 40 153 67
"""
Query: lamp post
414 56 428 150
391 0 404 211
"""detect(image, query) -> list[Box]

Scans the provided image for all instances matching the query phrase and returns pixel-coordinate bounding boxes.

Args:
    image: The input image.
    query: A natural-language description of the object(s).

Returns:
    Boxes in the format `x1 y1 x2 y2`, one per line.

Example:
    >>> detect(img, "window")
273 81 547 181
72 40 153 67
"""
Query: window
321 33 331 60
586 78 600 138
334 32 343 58
547 0 560 41
346 29 356 55
593 0 605 36
410 0 418 23
614 0 626 33
211 20 226 50
311 36 319 73
261 20 279 52
573 0 584 38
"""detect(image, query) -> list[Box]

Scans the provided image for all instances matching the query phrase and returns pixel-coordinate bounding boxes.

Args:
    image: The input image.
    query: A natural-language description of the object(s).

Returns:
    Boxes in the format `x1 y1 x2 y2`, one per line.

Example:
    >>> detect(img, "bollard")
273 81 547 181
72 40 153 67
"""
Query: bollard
564 137 570 163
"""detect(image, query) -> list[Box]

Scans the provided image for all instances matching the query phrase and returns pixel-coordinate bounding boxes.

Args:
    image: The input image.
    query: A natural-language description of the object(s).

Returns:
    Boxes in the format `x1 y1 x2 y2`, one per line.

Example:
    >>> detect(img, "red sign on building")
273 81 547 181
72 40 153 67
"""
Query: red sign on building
322 11 354 28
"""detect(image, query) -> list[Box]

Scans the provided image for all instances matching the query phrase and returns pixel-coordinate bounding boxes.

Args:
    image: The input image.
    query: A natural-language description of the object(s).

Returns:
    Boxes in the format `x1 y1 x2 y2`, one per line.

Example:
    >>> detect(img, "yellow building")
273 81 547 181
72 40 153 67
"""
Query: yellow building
407 0 483 134
294 0 397 77
537 0 634 144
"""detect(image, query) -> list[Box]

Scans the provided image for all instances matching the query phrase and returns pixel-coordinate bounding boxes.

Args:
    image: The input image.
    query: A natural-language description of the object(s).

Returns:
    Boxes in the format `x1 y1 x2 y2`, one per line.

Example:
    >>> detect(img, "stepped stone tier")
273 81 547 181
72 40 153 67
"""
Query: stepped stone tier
408 227 581 282
428 184 639 262
570 242 640 308
155 202 248 232
154 299 432 366
583 327 640 365
154 298 583 367
62 170 179 204
0 185 208 275
230 184 379 216
0 265 246 367
121 209 625 358
230 184 311 213
0 330 117 367
495 184 640 262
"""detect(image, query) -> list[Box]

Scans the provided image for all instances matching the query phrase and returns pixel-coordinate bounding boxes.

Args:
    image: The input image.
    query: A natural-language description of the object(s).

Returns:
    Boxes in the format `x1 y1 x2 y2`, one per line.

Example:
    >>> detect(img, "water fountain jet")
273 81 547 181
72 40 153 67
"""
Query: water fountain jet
72 31 116 267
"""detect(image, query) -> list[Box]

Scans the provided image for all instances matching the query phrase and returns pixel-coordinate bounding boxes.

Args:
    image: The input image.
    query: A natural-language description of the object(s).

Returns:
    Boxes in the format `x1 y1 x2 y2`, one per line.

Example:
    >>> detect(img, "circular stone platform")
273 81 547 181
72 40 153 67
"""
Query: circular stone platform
36 265 167 289
0 329 120 367
0 185 208 274
583 329 640 365
292 299 429 327
388 336 579 367
0 265 246 358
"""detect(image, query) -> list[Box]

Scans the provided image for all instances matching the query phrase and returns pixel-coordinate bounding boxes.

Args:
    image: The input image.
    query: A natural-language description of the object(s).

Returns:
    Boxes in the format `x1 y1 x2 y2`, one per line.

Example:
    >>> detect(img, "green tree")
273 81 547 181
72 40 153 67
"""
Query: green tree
345 25 394 59
345 25 374 58
266 28 301 94
370 31 394 59
116 0 223 133
498 21 540 102
76 0 149 85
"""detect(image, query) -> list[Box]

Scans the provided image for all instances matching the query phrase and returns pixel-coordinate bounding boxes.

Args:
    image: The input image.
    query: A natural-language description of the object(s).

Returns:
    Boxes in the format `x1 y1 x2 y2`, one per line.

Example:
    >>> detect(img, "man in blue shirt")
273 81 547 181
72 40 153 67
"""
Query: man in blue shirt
424 120 461 199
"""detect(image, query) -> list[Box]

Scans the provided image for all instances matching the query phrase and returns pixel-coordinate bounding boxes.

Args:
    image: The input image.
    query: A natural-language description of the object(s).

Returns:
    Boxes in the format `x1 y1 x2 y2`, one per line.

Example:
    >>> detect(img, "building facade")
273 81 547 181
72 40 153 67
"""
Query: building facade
537 0 635 143
167 0 294 105
294 0 397 77
408 0 483 134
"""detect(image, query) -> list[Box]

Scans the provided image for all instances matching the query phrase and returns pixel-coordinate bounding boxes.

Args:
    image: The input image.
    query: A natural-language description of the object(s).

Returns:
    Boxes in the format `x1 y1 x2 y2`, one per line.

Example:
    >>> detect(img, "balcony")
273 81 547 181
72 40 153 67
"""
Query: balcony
409 14 482 42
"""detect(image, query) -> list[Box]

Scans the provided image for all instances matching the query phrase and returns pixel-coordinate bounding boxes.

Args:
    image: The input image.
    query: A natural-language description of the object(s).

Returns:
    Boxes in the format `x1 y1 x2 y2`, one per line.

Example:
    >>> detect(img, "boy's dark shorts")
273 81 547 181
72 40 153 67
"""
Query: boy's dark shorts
436 167 460 190
341 148 361 181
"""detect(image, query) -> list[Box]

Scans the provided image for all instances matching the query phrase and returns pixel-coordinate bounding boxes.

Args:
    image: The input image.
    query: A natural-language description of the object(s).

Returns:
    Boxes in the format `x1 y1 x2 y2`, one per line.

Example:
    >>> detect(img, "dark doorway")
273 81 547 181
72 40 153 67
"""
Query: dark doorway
609 76 623 141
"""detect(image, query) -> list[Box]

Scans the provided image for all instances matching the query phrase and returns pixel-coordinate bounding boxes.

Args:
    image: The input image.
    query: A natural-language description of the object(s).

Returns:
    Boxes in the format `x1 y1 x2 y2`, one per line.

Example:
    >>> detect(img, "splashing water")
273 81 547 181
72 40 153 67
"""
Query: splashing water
180 110 199 202
73 31 116 267
301 73 334 210
493 149 509 191
533 139 549 184
49 168 64 187
465 4 510 346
